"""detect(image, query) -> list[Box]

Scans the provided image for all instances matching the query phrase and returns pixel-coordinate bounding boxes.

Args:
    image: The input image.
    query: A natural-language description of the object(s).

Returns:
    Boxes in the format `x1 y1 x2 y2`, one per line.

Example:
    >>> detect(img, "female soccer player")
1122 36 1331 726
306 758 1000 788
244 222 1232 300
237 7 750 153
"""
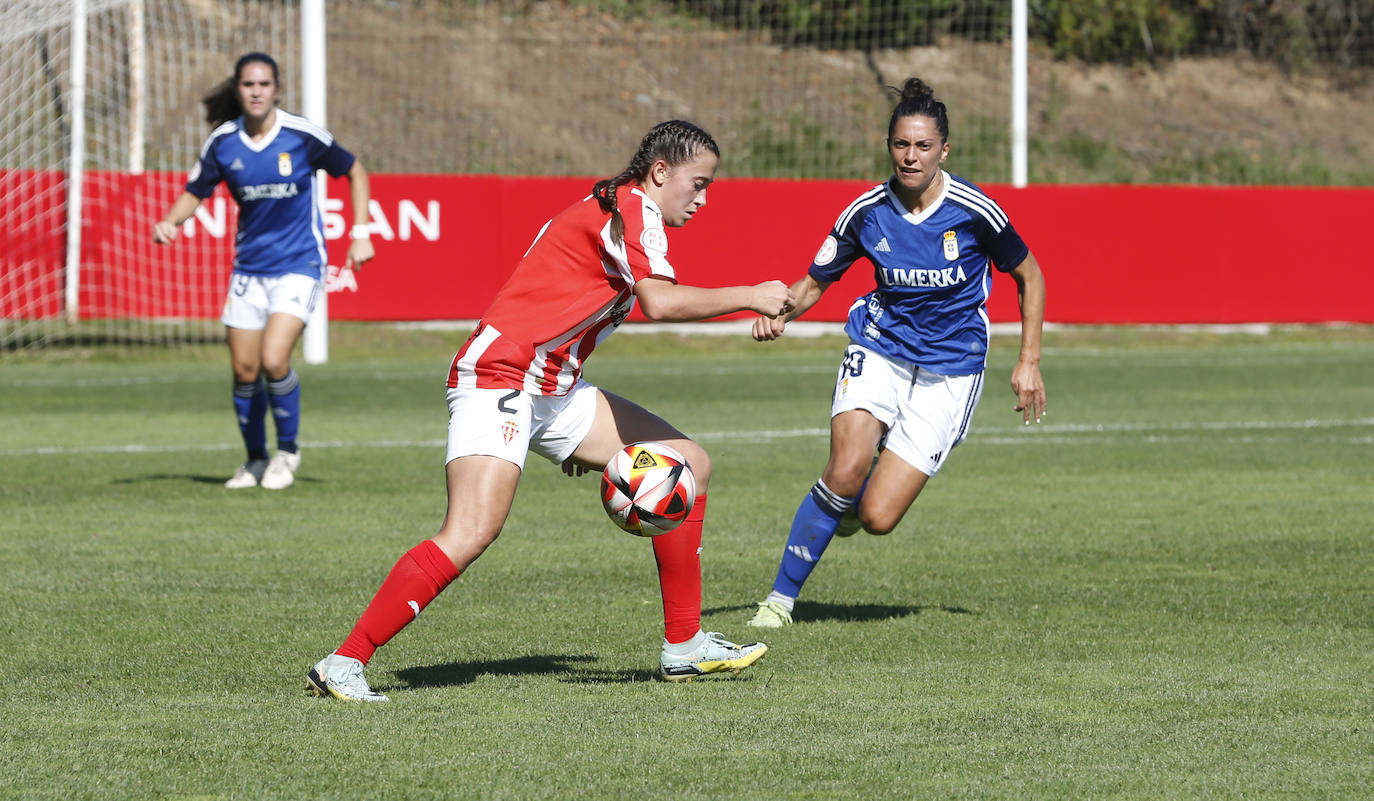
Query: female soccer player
307 120 794 701
745 77 1047 628
152 52 374 490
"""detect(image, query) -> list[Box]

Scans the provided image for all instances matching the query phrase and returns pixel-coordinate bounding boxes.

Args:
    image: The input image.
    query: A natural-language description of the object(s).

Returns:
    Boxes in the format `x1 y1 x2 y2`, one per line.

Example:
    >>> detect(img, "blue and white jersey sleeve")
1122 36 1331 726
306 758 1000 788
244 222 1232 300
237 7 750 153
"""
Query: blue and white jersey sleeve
946 176 1028 273
185 122 237 199
182 109 356 278
807 183 887 286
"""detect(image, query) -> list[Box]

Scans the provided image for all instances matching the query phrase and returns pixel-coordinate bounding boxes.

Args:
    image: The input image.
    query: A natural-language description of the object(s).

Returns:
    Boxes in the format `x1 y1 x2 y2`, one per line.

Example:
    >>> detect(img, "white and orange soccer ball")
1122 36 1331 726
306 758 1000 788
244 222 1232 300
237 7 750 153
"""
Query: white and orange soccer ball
600 441 696 537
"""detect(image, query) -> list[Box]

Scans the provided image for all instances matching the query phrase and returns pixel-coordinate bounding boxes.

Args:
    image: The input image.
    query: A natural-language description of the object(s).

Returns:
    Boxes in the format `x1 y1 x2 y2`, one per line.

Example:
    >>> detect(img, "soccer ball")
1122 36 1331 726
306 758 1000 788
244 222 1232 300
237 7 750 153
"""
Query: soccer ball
600 441 696 537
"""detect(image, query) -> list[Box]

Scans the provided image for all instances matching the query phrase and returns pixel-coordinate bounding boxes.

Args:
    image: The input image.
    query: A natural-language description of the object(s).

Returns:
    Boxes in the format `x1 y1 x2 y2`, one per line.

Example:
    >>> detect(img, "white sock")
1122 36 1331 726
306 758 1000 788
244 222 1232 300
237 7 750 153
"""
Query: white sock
662 629 706 656
765 591 795 613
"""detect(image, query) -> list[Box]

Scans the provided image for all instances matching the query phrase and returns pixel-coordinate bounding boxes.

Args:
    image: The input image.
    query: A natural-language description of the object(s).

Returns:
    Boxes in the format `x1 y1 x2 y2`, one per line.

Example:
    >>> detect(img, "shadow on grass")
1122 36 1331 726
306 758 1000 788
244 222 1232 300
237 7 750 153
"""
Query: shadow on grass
393 656 756 687
705 601 975 623
110 474 320 486
392 653 597 689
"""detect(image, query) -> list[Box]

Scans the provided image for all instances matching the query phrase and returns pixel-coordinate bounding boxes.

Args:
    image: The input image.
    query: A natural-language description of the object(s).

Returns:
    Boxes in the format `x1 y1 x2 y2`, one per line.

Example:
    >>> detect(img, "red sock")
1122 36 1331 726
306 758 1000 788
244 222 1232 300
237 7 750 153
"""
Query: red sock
652 494 706 644
336 539 460 664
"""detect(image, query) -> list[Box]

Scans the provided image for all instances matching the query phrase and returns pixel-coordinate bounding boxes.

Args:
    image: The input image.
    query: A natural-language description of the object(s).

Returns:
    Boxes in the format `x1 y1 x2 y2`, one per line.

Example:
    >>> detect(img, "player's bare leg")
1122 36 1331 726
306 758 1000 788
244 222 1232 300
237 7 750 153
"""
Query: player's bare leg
572 390 765 680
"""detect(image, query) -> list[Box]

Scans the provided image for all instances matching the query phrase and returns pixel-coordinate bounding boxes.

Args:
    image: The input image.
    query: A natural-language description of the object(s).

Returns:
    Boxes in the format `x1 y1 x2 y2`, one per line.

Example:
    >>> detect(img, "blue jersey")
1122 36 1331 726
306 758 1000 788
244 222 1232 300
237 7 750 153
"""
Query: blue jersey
809 172 1028 375
185 109 355 278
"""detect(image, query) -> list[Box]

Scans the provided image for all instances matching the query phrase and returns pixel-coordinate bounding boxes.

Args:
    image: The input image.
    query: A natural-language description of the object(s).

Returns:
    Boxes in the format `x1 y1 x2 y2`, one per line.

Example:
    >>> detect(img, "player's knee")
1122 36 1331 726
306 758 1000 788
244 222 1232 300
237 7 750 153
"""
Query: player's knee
260 354 291 380
821 460 870 497
858 506 902 536
231 362 260 383
679 442 711 492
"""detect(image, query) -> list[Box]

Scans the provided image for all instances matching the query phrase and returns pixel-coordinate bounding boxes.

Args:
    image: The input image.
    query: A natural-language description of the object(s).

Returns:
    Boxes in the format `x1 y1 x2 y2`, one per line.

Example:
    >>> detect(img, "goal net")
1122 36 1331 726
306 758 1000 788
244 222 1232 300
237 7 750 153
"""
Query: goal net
1 0 295 355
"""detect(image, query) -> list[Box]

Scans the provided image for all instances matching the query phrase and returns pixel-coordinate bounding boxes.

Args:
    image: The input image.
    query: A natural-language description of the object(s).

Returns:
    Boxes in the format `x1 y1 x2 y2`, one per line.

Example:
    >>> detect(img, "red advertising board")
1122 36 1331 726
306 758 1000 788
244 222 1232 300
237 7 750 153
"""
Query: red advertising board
3 170 1372 325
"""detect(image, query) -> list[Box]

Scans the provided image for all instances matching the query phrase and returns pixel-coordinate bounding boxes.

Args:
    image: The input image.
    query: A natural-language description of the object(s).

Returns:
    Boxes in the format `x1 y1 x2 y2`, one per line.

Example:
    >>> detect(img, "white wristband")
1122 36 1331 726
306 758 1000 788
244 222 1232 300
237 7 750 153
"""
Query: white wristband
350 224 371 240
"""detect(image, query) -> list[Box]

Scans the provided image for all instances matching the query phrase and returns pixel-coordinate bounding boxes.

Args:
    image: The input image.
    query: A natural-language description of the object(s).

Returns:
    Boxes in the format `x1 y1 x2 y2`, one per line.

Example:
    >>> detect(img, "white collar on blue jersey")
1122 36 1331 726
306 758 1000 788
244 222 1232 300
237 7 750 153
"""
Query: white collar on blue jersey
894 169 950 226
236 110 284 153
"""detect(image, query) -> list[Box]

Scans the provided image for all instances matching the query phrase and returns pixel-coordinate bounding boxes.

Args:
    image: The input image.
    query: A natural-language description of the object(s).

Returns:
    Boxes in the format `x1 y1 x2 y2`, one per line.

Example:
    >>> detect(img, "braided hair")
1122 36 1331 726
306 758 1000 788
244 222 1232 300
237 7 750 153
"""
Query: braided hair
591 120 720 247
202 52 279 128
887 77 949 144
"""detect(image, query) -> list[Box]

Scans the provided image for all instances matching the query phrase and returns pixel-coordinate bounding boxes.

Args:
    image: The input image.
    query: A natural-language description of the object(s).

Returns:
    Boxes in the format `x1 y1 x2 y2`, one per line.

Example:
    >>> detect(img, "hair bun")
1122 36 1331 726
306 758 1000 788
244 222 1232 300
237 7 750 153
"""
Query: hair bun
902 78 934 102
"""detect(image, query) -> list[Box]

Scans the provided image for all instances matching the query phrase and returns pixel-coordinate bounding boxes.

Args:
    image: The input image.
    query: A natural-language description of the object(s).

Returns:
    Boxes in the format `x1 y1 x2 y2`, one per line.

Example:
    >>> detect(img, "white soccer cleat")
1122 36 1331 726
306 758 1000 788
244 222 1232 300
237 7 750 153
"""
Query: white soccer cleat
307 654 389 702
225 458 269 489
659 632 767 682
746 600 793 628
260 450 301 490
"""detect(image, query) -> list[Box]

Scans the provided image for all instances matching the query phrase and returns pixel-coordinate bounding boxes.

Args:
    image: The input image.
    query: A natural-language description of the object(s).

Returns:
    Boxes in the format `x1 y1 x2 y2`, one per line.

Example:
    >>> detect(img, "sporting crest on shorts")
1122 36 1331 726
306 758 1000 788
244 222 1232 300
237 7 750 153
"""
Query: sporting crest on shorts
501 419 520 444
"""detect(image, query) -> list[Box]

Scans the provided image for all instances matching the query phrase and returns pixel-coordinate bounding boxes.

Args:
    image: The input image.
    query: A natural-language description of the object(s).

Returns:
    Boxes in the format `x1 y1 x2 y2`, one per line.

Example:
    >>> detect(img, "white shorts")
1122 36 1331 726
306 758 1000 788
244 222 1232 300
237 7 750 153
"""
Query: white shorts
830 343 984 477
221 272 322 330
445 379 600 469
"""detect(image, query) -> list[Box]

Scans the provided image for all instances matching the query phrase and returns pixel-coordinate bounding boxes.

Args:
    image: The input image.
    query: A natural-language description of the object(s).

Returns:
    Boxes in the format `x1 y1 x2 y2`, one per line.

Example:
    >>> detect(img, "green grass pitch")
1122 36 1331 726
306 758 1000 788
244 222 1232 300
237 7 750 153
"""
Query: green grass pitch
1 324 1371 800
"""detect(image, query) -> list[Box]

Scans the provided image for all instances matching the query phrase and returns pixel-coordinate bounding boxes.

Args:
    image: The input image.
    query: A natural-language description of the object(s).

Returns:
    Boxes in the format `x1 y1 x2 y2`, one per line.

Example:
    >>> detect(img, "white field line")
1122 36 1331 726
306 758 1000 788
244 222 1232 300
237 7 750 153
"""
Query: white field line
3 417 1372 458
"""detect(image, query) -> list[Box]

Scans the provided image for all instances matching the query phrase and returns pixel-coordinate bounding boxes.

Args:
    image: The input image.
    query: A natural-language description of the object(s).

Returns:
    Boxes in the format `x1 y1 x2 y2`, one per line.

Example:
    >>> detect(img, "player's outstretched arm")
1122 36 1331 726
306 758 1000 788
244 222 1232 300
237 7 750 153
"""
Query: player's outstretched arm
753 274 827 341
634 277 793 323
1008 254 1046 423
344 160 375 270
152 192 204 244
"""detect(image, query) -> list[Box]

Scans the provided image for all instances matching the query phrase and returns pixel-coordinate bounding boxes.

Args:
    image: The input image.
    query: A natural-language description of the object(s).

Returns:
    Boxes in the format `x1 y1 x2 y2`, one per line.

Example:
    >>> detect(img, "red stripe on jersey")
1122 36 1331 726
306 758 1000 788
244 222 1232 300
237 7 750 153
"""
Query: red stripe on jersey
447 186 675 395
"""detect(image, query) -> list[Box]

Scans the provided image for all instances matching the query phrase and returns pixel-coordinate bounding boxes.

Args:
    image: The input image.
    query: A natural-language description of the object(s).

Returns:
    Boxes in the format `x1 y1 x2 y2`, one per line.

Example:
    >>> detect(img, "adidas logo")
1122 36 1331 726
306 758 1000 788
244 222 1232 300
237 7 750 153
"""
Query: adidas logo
875 237 891 253
229 158 245 171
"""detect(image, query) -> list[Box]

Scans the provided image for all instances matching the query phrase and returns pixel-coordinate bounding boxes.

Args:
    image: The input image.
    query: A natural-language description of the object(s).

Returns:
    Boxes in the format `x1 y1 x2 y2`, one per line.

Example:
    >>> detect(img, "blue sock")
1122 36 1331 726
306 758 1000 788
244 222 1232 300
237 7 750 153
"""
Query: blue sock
267 368 301 453
771 479 856 599
234 379 269 461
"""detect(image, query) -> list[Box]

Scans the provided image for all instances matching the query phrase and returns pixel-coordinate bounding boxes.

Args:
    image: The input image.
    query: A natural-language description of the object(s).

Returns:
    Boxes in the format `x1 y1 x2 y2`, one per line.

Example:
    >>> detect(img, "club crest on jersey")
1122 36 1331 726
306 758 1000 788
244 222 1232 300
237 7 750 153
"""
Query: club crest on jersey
277 152 292 177
501 419 520 444
814 236 838 266
942 230 959 261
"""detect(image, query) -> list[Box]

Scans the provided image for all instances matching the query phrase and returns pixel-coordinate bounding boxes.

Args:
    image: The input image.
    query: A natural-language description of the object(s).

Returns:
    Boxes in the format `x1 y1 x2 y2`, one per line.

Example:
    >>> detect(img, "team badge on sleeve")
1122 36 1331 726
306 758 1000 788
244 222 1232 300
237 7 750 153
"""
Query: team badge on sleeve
814 235 838 266
278 152 293 177
942 230 959 261
640 226 668 254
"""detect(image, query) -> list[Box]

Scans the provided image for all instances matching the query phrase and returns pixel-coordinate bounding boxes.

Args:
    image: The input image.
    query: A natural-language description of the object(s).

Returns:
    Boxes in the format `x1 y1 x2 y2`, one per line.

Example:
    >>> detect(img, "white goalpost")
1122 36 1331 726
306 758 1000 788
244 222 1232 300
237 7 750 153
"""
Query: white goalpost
1 0 299 355
300 0 328 364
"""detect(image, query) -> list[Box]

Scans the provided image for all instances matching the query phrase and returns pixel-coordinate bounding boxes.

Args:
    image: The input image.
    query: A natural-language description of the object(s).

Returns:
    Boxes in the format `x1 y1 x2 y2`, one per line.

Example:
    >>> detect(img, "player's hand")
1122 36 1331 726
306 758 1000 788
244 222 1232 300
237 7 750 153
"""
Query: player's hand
561 458 593 478
752 314 787 341
752 280 795 319
152 220 178 244
1010 359 1046 424
346 238 375 271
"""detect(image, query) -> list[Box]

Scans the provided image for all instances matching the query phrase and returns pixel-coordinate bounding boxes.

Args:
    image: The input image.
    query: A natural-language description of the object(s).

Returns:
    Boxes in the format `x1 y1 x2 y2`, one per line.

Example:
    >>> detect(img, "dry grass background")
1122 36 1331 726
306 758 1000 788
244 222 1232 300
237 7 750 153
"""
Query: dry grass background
310 1 1374 183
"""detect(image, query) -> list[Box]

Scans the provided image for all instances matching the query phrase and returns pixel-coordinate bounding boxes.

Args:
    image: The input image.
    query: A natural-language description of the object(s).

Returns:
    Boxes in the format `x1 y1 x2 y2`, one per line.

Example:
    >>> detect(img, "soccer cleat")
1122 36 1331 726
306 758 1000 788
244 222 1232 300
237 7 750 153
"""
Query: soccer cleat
659 632 767 682
225 458 269 489
307 654 389 702
260 449 301 490
745 600 793 628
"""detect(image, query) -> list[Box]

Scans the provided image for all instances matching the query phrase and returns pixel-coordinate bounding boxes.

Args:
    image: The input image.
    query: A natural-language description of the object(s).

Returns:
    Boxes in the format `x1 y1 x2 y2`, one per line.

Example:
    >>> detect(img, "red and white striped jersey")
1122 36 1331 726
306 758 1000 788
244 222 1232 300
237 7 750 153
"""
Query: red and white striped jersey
447 184 677 395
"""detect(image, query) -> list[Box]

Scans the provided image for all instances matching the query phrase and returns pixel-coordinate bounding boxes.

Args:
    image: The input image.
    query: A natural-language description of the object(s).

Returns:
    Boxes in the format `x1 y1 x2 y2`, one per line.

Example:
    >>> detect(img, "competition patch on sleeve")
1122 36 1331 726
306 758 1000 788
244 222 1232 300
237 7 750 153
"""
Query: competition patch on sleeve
814 235 838 266
188 162 201 183
640 226 668 254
